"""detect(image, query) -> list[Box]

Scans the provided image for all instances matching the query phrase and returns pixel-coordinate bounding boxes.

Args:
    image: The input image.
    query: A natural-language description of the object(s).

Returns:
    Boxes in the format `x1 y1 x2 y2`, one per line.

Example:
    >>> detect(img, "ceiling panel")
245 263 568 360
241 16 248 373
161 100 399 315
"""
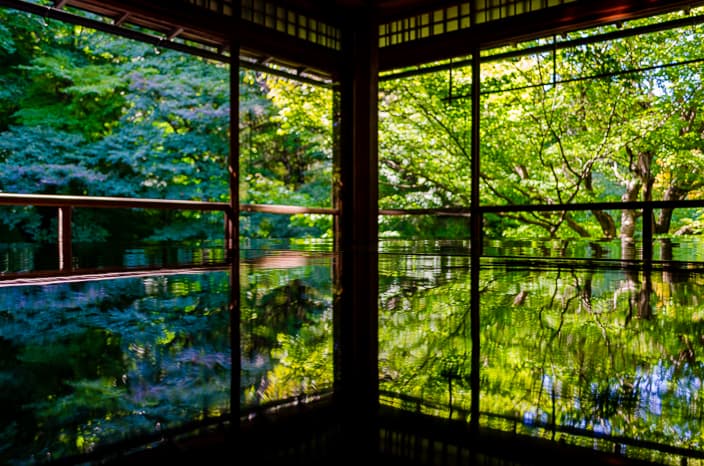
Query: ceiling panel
1 0 702 81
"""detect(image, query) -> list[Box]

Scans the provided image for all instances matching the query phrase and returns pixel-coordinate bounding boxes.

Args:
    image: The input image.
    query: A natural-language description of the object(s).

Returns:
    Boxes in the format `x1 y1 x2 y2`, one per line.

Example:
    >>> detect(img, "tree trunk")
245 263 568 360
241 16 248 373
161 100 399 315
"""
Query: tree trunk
592 210 616 239
637 150 654 203
620 147 652 245
636 273 653 320
655 186 687 234
565 214 590 237
621 182 640 237
621 177 640 260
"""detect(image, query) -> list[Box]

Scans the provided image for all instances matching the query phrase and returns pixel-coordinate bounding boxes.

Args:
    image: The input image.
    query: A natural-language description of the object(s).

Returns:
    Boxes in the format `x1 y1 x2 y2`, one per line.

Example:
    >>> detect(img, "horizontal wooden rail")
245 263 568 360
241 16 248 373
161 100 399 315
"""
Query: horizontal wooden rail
0 193 234 274
379 199 704 216
3 192 701 274
0 193 231 212
0 193 340 276
241 203 338 215
479 199 704 213
0 264 230 287
0 194 338 216
13 194 701 218
377 199 704 267
379 207 470 216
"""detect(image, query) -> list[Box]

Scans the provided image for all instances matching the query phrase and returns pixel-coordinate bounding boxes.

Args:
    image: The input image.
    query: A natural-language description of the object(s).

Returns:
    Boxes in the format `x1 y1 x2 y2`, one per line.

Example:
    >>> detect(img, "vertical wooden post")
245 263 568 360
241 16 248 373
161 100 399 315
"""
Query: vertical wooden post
642 205 653 270
58 206 73 272
228 0 241 454
224 210 232 254
334 6 379 462
469 49 481 436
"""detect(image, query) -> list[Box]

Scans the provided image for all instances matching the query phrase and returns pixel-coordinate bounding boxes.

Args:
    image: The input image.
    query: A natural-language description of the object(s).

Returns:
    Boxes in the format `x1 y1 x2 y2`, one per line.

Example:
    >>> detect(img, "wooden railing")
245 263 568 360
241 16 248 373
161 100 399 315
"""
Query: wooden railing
0 193 234 272
4 192 703 273
240 203 338 215
381 199 704 266
0 193 340 274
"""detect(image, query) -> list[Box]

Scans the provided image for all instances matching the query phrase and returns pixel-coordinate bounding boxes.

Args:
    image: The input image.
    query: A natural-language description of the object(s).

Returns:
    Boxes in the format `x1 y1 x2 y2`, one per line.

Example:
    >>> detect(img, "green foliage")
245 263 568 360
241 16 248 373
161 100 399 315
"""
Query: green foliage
240 174 332 238
380 14 704 242
239 71 333 238
240 72 332 192
379 66 472 216
0 272 232 463
19 4 704 244
378 247 704 462
240 258 334 406
379 214 470 239
0 11 333 244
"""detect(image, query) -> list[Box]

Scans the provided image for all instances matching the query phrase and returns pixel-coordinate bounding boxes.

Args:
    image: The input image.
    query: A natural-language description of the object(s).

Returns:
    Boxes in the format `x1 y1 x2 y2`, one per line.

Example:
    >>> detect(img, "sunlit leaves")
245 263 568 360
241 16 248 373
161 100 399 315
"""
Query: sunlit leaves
240 261 333 406
379 251 704 461
381 16 704 242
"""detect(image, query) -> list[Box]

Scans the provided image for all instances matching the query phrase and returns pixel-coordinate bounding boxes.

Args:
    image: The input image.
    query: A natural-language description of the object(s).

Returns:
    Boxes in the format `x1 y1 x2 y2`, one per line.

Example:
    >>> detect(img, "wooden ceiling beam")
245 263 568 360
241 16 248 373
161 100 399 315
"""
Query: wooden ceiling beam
379 0 704 72
4 0 703 81
114 12 130 26
239 21 340 78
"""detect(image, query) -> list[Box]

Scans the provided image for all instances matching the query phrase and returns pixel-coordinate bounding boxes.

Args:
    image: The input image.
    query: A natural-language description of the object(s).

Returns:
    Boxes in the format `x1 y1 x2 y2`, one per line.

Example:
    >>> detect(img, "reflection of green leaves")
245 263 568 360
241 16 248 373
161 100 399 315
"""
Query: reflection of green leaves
0 272 231 463
379 251 704 459
30 379 124 419
240 261 333 407
263 326 332 401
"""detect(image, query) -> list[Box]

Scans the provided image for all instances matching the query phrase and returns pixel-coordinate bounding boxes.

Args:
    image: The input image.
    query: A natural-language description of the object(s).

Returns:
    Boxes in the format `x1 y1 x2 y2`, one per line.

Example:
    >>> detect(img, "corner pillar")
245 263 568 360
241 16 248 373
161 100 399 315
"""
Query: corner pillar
333 7 380 462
